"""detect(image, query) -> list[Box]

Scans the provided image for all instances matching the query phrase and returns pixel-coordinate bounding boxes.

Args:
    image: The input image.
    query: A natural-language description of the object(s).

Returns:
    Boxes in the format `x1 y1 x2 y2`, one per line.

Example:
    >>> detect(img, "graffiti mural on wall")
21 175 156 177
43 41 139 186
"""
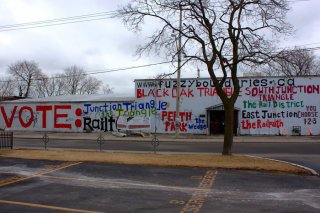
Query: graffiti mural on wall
0 105 73 129
237 78 319 135
0 100 168 132
135 77 320 135
81 100 167 131
0 76 319 135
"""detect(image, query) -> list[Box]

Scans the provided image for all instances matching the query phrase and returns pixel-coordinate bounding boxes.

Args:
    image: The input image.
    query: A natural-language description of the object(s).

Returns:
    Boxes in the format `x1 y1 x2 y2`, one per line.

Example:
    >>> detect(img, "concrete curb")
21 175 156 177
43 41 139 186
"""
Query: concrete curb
12 135 320 143
245 155 319 176
14 147 217 155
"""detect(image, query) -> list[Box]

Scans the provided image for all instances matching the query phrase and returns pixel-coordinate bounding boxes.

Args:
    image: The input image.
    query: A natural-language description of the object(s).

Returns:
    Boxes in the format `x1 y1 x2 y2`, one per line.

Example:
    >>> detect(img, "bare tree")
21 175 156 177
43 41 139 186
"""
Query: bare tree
79 76 102 95
34 74 67 97
118 0 292 155
63 65 87 95
62 65 104 95
6 63 105 98
0 77 15 98
53 74 68 96
8 60 44 97
102 84 114 94
33 73 49 98
262 47 320 76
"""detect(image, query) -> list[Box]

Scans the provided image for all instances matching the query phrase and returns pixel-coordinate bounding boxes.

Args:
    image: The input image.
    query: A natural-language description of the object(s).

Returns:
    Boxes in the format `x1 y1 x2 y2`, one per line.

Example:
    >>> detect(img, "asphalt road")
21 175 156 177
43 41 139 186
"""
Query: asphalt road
1 158 319 213
13 138 320 174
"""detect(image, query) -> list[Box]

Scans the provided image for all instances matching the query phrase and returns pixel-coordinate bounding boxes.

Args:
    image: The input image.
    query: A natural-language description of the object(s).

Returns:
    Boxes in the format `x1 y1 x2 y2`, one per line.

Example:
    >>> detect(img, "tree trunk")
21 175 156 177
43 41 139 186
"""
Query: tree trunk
25 79 31 97
222 102 234 155
18 86 22 97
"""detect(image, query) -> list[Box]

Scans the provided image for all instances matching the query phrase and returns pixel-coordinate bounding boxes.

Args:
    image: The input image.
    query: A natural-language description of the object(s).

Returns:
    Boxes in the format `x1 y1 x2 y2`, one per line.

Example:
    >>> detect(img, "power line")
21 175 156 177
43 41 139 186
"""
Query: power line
0 11 118 32
289 42 320 47
0 61 174 83
0 17 114 32
0 0 311 32
0 46 320 83
69 61 173 76
1 44 319 83
1 44 320 83
0 11 117 29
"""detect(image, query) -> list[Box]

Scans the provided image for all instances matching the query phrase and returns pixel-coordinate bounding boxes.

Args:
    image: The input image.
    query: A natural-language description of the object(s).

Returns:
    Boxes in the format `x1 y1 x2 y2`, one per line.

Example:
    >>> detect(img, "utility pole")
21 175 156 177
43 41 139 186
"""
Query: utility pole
175 4 182 138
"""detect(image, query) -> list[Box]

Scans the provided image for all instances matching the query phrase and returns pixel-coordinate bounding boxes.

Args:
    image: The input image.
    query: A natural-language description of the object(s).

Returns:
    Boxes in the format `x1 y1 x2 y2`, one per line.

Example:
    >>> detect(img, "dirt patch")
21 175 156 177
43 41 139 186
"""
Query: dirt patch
0 149 312 175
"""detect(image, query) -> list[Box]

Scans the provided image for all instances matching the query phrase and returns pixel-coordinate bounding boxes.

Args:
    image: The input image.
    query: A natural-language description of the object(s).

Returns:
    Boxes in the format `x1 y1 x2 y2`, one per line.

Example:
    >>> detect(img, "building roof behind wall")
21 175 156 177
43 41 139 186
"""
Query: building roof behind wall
1 94 134 103
0 96 26 102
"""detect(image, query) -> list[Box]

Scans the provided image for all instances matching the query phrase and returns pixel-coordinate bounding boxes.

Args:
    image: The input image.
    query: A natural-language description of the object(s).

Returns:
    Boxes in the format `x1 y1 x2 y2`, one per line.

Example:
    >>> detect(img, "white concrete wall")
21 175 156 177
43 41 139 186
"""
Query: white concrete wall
135 76 320 135
0 101 150 132
1 76 319 135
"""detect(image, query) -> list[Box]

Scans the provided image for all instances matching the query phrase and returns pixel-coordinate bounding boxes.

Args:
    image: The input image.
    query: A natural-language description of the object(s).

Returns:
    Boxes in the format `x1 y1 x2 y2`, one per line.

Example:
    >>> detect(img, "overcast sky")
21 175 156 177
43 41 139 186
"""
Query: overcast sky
0 0 319 96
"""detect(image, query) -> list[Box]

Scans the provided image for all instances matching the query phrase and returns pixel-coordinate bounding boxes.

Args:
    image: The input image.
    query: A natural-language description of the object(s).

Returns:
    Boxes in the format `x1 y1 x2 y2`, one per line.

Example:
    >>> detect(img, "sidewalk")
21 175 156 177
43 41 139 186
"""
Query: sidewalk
10 131 320 143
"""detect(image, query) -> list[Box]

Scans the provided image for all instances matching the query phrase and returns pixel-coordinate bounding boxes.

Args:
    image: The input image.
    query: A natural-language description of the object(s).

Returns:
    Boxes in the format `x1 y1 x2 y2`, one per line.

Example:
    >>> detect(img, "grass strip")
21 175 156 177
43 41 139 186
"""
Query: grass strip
0 149 312 175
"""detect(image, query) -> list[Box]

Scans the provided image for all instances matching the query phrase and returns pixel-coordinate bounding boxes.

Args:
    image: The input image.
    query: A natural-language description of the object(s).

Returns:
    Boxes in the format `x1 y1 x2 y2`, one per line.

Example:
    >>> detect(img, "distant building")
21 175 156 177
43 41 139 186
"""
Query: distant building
0 96 25 102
